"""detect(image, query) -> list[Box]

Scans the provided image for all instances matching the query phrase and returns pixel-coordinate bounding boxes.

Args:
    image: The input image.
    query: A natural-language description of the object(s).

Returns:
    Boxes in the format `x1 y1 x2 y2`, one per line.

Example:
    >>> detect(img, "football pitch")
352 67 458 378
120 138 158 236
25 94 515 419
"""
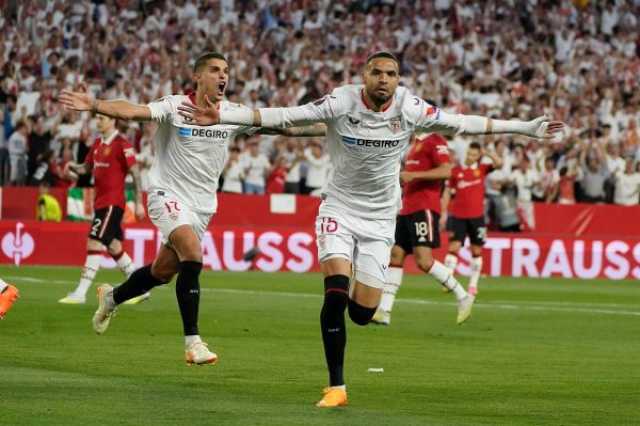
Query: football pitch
1 265 638 425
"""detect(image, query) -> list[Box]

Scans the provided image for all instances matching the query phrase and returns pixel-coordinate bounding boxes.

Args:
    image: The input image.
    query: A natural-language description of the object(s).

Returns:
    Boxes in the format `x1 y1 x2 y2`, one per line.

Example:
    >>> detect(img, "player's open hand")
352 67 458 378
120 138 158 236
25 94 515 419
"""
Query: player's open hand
526 116 566 139
178 95 220 126
58 90 94 111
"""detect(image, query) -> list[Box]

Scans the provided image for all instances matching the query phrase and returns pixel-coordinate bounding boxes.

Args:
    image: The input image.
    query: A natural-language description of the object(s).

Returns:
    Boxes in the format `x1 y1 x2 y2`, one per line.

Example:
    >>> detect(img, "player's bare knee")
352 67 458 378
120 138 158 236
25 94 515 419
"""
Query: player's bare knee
470 245 483 257
415 254 434 273
390 245 406 266
87 239 102 251
107 239 122 255
150 262 176 283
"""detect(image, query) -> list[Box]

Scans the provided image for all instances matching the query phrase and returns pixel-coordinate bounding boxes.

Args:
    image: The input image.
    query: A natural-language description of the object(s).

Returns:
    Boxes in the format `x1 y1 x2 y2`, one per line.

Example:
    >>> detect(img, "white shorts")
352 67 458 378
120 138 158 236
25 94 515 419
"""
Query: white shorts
147 190 212 244
315 211 394 289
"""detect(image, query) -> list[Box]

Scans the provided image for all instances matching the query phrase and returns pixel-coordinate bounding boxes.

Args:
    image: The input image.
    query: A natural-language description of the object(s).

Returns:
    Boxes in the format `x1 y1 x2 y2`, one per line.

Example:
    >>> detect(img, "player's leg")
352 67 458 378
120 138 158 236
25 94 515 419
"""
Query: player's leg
444 216 465 274
410 210 475 324
467 217 487 296
92 245 176 335
0 278 19 319
413 246 474 324
315 215 353 408
166 223 217 365
108 238 150 305
59 232 104 304
372 244 406 325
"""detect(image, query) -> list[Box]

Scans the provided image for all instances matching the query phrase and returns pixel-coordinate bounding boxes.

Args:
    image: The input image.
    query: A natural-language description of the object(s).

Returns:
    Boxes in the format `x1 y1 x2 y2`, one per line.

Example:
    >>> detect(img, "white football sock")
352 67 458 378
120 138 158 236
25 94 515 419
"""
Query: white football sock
0 279 7 293
74 254 102 297
444 253 458 273
114 252 136 277
185 335 202 347
329 385 346 391
379 266 403 313
469 256 483 290
429 260 467 301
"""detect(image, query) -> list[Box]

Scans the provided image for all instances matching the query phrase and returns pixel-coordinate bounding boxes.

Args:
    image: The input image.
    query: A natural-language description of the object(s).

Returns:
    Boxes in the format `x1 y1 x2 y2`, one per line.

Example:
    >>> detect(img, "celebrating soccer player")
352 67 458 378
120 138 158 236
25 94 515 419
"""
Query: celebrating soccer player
58 113 146 305
59 52 321 366
177 50 564 407
442 142 503 296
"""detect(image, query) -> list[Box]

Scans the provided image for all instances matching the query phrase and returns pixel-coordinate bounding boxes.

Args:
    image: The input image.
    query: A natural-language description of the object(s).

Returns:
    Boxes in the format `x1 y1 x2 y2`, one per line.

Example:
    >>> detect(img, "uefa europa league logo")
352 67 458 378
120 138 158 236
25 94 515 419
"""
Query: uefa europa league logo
2 222 35 266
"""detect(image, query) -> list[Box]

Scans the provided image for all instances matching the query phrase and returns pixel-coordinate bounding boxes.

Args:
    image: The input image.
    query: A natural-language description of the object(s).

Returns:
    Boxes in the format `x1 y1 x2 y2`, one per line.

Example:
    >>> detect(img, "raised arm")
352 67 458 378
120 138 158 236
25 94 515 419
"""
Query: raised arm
58 90 152 121
483 147 503 169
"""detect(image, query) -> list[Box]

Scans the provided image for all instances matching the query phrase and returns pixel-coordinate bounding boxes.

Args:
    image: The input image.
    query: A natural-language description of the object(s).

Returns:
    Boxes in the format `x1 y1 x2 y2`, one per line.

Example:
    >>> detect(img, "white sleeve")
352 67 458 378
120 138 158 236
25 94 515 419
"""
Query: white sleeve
411 98 537 137
147 96 175 123
258 93 343 129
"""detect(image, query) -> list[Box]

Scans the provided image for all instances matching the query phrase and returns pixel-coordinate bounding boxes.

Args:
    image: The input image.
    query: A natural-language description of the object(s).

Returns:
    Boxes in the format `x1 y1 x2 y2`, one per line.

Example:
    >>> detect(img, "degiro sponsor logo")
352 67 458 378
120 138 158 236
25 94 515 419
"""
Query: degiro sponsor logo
342 136 401 148
178 127 229 139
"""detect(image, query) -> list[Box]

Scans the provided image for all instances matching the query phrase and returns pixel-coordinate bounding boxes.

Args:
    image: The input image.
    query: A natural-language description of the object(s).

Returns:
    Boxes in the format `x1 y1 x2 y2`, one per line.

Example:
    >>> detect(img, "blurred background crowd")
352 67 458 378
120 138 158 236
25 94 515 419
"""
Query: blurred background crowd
1 0 639 209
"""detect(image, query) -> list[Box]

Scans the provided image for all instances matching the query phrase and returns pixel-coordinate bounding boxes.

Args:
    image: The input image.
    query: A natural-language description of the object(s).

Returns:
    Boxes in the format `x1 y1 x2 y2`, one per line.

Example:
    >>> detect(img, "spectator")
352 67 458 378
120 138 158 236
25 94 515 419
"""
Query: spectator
27 115 55 180
36 181 62 222
240 137 271 194
282 139 304 194
8 120 29 185
539 157 560 202
557 165 579 205
304 140 330 196
510 157 540 230
613 158 640 206
266 155 287 194
221 147 244 194
579 142 609 203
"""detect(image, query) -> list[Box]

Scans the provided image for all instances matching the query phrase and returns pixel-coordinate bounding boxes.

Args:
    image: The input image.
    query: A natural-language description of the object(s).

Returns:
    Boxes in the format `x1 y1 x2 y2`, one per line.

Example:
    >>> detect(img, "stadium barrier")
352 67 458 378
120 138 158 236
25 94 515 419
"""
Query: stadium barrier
2 188 640 278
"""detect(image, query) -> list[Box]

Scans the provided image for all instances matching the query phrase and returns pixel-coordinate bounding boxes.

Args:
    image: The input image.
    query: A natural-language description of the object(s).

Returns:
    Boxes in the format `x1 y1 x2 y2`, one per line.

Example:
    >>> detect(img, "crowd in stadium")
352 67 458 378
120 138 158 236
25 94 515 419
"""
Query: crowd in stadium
1 0 639 205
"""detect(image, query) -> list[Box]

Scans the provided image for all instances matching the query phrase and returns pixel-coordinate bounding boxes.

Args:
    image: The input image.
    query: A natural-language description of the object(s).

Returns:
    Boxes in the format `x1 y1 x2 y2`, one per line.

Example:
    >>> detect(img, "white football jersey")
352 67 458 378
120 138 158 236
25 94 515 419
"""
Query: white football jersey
260 84 467 219
147 95 254 213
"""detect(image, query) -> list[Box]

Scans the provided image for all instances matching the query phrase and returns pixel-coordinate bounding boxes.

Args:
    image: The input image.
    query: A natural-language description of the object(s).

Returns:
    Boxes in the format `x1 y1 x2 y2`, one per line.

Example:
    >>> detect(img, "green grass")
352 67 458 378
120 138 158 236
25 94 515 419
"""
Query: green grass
1 266 638 425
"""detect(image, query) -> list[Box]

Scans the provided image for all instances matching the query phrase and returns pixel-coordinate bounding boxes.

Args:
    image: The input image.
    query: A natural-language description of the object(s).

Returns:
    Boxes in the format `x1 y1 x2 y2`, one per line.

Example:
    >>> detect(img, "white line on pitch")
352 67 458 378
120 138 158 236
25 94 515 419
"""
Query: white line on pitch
6 275 639 317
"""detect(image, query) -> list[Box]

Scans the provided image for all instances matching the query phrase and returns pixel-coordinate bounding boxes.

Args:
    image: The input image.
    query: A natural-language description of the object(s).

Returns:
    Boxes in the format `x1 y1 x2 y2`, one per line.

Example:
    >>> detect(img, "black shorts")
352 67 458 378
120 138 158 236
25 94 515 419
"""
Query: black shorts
394 210 441 253
447 215 487 246
89 206 124 246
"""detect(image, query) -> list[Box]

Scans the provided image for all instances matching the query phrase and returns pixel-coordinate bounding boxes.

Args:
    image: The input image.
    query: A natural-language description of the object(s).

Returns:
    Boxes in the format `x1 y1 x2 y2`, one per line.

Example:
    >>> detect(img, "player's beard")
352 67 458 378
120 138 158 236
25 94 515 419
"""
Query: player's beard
369 89 391 107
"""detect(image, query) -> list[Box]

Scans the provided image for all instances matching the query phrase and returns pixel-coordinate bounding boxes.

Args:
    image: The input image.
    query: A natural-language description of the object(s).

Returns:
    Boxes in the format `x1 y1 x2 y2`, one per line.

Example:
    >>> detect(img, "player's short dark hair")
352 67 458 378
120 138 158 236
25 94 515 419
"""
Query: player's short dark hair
366 51 400 67
193 52 227 73
469 142 482 151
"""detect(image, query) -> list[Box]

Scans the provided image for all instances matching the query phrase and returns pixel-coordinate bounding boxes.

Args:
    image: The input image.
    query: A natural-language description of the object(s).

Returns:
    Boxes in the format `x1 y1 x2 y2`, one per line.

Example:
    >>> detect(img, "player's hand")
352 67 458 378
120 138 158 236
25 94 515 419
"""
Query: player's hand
526 116 566 139
400 171 415 184
64 162 79 180
134 201 146 221
177 95 220 126
58 90 94 111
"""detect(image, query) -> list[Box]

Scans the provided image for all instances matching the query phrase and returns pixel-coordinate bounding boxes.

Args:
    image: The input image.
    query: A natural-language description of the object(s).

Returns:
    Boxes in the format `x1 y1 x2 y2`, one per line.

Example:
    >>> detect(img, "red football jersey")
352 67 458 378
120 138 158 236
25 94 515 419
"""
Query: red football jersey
85 132 136 210
448 163 493 218
400 133 450 215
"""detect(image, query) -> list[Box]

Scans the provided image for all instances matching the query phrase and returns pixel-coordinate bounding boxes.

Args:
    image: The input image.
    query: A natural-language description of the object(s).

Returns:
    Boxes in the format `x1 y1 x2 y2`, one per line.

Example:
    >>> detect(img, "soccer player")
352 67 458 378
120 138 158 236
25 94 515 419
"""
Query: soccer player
58 113 146 305
442 142 503 296
0 279 19 319
372 131 469 327
59 52 317 366
178 51 564 406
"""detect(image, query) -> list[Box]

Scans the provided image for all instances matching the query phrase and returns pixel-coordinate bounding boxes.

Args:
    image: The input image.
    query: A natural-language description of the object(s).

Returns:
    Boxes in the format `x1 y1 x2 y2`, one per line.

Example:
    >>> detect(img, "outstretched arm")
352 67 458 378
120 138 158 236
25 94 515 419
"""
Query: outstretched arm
58 90 152 121
415 101 565 139
178 95 338 128
258 123 328 137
